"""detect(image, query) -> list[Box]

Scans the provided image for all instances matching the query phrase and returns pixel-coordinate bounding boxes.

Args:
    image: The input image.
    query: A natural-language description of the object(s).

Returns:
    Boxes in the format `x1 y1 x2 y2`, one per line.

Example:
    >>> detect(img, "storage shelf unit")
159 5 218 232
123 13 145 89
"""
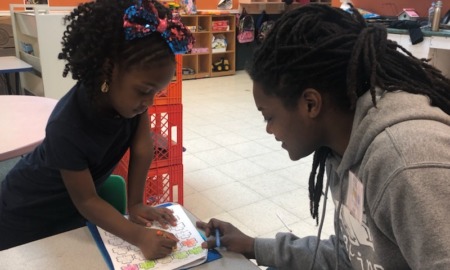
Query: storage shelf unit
181 14 236 80
239 0 331 14
10 4 76 99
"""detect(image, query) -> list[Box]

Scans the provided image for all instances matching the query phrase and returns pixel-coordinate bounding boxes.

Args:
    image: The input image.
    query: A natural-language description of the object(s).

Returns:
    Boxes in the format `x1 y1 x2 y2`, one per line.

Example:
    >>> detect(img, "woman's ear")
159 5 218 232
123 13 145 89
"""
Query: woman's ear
299 88 322 118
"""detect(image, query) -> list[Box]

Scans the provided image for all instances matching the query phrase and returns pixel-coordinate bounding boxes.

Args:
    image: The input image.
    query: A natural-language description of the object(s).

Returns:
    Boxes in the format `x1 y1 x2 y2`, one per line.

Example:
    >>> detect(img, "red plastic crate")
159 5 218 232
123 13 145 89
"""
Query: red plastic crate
154 55 182 105
113 104 183 175
144 164 183 206
112 165 184 206
149 104 183 168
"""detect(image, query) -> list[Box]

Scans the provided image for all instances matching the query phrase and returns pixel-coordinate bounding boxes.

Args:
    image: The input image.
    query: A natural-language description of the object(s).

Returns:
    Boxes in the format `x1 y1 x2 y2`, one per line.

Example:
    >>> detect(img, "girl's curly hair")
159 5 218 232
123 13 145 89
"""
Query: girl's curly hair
58 0 175 95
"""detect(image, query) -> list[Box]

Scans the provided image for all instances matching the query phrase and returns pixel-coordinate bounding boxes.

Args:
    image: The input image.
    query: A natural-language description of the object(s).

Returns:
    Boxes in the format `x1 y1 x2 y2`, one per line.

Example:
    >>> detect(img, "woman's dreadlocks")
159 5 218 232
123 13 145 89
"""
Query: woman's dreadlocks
247 4 450 224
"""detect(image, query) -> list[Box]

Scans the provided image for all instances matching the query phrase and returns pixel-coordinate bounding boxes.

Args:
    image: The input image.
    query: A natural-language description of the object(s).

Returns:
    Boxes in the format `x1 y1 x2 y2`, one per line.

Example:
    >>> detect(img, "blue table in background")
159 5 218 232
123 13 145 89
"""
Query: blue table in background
0 56 33 95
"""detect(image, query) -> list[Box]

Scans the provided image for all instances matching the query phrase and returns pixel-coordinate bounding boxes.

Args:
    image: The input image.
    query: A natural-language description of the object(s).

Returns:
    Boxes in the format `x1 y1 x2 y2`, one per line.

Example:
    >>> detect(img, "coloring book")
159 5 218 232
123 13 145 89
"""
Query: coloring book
88 204 215 270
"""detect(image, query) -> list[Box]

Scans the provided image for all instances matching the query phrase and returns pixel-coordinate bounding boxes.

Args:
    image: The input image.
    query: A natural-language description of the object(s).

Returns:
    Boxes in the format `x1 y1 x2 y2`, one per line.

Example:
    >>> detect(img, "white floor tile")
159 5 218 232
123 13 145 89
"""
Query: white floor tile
201 181 264 211
228 200 298 236
183 154 209 173
241 172 301 198
206 212 257 238
215 159 268 180
183 127 202 140
269 188 312 220
192 124 229 137
248 151 295 171
227 141 272 158
183 192 225 221
231 126 268 141
196 112 236 124
184 167 235 192
183 137 221 153
273 163 313 189
254 137 283 151
206 132 250 147
183 182 196 197
193 147 243 167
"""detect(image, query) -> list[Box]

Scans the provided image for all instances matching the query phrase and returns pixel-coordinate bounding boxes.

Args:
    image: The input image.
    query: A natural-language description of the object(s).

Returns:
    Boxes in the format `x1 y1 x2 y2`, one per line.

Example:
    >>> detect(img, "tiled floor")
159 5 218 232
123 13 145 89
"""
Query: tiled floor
181 71 335 267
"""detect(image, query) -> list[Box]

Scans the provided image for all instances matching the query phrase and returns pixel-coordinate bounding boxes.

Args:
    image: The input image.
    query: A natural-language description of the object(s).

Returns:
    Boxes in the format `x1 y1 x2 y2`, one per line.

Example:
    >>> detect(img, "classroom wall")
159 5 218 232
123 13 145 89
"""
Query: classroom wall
1 0 22 11
331 0 340 7
48 0 84 6
196 0 239 10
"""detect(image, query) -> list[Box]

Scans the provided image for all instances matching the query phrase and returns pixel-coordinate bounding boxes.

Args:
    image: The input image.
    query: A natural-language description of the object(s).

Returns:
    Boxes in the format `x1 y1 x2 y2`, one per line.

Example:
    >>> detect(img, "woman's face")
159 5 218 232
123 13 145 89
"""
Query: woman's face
107 62 175 118
253 82 324 161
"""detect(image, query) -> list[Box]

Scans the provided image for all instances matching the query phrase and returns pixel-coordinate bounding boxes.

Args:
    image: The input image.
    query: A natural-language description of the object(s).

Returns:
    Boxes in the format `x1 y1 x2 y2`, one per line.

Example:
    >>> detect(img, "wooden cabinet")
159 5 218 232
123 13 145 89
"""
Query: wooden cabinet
181 14 236 80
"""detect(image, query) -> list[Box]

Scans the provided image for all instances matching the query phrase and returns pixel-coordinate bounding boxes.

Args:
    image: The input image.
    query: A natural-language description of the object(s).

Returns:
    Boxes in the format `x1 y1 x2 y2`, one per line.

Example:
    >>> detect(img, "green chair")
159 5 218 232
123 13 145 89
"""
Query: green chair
97 174 127 215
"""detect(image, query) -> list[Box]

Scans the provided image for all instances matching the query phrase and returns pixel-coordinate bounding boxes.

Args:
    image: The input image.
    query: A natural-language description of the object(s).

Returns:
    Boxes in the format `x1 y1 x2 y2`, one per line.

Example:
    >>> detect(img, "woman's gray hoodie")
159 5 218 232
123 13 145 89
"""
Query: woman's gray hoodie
254 90 450 269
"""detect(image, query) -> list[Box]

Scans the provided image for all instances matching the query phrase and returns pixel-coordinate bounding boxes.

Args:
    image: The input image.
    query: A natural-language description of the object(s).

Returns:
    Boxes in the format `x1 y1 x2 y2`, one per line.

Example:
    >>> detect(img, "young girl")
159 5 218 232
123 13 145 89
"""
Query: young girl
198 4 450 269
0 0 194 259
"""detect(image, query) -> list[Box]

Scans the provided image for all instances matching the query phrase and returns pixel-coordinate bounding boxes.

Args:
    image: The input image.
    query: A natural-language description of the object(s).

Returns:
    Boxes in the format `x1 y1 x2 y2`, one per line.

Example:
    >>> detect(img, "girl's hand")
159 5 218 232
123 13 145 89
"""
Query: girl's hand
137 228 178 260
196 218 256 259
128 204 177 228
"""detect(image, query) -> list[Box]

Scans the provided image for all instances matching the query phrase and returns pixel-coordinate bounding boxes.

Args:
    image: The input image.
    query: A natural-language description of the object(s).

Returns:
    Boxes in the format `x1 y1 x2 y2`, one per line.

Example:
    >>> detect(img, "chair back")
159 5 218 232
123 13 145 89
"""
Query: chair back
97 175 127 214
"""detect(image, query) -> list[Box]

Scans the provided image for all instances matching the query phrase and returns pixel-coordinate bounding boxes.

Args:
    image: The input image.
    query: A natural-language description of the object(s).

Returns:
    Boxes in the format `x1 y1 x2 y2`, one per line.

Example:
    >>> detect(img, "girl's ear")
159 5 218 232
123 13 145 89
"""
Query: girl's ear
299 88 322 118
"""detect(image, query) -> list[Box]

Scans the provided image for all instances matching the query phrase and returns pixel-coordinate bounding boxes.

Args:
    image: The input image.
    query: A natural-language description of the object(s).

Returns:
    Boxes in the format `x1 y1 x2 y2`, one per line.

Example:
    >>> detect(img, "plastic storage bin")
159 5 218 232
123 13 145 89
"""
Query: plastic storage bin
144 164 183 206
154 55 182 105
112 164 183 206
113 104 183 172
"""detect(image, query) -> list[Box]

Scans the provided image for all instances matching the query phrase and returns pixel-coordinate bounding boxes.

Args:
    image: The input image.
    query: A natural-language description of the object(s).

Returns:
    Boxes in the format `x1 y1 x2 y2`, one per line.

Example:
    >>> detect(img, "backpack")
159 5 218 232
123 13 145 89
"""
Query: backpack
237 8 255 43
257 20 275 43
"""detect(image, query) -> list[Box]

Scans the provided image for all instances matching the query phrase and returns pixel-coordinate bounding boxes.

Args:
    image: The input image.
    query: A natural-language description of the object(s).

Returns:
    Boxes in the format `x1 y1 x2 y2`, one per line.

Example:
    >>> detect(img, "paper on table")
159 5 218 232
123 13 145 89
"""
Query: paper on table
96 204 207 270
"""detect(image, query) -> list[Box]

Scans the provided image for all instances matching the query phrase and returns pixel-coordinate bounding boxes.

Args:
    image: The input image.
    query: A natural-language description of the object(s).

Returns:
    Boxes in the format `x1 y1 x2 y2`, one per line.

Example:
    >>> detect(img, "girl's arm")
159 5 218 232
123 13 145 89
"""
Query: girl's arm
127 112 153 207
61 169 176 259
127 112 177 226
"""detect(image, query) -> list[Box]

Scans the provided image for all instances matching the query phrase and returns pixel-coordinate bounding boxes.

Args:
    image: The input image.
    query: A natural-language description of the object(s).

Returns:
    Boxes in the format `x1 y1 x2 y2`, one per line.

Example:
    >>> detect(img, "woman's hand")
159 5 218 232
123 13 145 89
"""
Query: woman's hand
196 218 256 259
128 204 177 228
136 228 178 260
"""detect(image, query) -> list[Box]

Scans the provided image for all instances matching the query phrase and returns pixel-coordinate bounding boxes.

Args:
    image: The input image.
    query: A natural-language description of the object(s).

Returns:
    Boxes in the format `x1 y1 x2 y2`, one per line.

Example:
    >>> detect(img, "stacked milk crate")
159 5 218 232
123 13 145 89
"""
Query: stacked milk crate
113 55 184 205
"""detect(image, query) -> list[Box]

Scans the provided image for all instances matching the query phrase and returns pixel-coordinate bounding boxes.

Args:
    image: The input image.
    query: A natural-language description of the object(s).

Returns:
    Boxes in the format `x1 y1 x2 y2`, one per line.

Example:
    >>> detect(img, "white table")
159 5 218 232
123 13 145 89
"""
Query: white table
0 56 33 95
0 95 57 161
0 217 261 270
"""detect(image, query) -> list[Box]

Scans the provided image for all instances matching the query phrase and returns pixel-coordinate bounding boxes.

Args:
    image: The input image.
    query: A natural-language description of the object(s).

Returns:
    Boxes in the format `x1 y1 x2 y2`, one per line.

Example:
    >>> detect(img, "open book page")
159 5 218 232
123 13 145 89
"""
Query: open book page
96 204 208 270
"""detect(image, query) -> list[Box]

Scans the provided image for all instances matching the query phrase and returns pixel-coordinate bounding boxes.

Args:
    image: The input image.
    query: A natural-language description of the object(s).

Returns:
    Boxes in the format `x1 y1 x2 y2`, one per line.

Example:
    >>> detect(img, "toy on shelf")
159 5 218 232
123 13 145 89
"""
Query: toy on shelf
211 34 227 53
212 57 230 72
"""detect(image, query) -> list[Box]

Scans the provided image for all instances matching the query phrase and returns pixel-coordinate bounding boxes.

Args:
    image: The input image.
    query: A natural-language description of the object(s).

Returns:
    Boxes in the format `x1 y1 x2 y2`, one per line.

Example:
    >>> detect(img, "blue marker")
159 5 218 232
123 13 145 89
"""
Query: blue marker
215 228 221 248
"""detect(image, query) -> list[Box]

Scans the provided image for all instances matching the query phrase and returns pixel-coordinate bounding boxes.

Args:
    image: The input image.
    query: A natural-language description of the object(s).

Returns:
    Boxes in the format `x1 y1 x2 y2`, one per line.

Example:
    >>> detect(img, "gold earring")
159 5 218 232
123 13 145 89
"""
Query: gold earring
101 81 109 93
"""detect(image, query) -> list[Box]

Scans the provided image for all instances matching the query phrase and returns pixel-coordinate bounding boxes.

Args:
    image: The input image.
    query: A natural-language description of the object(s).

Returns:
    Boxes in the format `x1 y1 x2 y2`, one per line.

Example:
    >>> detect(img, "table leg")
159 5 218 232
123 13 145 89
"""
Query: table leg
4 73 13 95
15 72 21 95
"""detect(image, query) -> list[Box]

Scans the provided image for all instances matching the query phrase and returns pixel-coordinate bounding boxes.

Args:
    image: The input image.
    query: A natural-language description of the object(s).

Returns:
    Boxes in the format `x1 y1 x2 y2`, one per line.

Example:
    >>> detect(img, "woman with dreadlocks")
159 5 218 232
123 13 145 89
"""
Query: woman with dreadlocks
0 0 193 259
197 4 450 269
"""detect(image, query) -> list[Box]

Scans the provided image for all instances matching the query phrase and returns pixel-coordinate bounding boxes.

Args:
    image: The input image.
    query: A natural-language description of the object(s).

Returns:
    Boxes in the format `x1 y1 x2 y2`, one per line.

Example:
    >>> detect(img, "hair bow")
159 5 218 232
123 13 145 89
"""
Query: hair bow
123 0 194 54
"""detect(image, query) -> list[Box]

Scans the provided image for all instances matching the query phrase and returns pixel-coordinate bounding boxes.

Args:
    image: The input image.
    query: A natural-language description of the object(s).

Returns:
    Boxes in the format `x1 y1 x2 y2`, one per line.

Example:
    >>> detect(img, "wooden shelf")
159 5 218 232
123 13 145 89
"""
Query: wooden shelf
181 14 236 80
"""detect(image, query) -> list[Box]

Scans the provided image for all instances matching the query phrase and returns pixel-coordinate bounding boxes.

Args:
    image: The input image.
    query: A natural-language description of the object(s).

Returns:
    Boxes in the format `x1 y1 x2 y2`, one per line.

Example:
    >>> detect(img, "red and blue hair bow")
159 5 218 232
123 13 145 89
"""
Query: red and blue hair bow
123 0 194 54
